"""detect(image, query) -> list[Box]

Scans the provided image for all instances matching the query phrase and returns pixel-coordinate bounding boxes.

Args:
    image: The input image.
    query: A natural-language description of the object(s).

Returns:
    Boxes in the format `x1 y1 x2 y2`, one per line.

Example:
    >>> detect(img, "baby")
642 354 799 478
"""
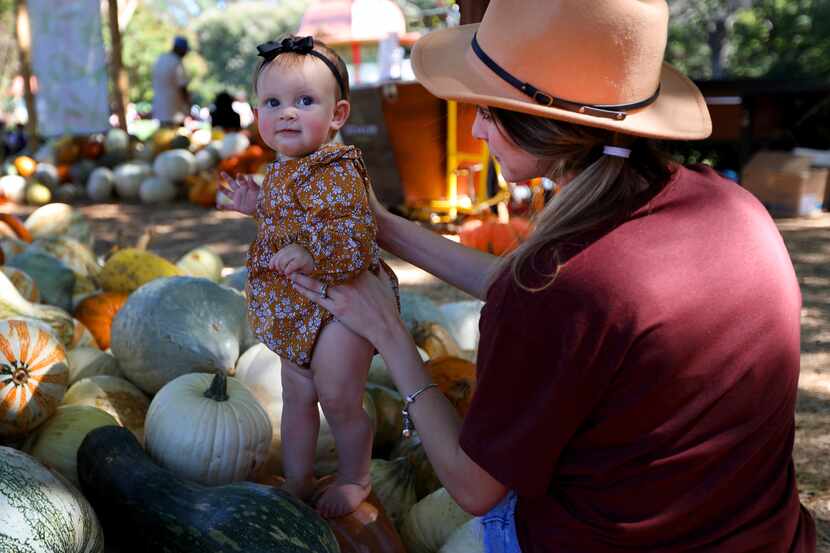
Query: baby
217 35 398 518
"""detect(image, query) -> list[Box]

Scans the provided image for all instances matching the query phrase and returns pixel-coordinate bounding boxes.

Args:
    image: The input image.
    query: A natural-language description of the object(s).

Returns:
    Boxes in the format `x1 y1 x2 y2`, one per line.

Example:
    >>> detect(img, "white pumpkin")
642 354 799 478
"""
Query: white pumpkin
439 517 484 553
86 167 114 201
67 347 120 384
219 133 250 158
112 161 151 200
0 174 27 203
138 176 177 204
104 127 130 154
400 291 452 333
153 148 196 181
33 162 59 189
62 375 149 443
402 488 474 553
176 247 224 282
24 202 93 247
438 300 484 352
144 372 272 485
233 343 377 479
0 446 105 552
22 404 119 487
194 147 220 172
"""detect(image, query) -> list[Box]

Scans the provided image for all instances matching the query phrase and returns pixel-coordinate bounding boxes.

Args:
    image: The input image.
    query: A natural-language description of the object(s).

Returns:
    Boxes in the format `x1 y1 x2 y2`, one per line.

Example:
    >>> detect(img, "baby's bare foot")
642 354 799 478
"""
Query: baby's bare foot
315 479 371 518
281 476 316 504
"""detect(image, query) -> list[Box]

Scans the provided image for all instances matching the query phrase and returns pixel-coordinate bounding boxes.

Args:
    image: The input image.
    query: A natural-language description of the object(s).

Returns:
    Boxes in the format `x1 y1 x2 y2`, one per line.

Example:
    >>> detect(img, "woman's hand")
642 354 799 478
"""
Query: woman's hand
216 172 259 215
290 270 402 348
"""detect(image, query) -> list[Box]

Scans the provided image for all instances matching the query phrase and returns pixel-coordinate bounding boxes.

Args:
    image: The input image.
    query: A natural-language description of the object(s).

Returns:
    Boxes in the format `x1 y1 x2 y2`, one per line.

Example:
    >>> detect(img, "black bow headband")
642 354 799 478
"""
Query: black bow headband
257 36 347 100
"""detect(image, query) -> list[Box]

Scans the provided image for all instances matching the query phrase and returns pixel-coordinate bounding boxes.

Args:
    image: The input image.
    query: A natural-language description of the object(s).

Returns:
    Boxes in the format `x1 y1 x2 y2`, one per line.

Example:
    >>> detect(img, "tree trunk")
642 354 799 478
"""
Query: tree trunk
13 0 38 148
107 0 129 131
458 0 489 25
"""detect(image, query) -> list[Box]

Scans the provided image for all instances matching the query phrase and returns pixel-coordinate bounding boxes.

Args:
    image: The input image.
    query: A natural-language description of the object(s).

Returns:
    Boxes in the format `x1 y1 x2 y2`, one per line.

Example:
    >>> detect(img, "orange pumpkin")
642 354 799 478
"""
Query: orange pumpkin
0 319 69 437
217 156 241 177
13 156 37 178
73 292 130 350
425 356 476 417
185 175 218 208
458 216 531 256
56 163 72 183
0 213 32 242
256 474 407 553
81 139 104 160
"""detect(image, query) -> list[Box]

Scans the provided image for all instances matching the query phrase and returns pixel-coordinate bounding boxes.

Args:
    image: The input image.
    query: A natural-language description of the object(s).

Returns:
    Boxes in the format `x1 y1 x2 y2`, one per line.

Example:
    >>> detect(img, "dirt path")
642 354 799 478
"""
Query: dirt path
6 201 830 548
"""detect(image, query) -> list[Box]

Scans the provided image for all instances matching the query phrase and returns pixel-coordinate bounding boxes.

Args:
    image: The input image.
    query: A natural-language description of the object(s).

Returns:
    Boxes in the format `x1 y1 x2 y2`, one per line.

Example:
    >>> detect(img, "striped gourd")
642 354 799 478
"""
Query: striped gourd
0 319 69 437
0 445 104 552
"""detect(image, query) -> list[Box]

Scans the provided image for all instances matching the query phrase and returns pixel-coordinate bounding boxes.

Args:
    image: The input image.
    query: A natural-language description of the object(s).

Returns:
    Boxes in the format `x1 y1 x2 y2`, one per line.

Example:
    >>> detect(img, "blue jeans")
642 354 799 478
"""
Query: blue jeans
482 491 523 553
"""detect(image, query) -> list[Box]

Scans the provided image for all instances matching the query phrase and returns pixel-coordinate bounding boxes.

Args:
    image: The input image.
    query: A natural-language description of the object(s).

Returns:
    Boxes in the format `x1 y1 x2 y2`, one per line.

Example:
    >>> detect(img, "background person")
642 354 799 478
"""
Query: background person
152 36 191 126
290 0 817 551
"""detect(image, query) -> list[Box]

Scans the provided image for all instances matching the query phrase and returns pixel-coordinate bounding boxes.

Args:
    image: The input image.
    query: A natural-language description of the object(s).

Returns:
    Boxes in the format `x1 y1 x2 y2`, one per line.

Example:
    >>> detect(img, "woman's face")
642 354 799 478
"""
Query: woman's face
472 107 542 182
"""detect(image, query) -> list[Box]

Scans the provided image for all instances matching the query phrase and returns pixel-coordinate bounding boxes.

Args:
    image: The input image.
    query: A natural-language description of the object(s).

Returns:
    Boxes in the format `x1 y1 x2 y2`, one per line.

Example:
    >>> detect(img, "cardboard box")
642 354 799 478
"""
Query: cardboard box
793 147 830 209
741 151 828 218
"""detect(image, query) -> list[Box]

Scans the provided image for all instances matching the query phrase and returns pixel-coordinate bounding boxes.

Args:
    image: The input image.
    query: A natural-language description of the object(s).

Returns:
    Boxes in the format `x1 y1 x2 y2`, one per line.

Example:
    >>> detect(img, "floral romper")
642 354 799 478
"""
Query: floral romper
246 143 399 367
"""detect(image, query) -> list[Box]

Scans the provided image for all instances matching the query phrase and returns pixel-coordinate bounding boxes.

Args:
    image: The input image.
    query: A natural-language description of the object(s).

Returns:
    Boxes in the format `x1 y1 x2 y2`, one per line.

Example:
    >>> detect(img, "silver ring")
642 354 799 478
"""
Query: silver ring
319 283 328 298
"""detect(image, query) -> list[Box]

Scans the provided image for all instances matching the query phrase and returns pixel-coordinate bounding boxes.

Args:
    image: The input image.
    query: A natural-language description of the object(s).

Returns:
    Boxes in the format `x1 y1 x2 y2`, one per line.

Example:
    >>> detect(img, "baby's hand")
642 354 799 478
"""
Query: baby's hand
216 172 259 215
269 244 314 276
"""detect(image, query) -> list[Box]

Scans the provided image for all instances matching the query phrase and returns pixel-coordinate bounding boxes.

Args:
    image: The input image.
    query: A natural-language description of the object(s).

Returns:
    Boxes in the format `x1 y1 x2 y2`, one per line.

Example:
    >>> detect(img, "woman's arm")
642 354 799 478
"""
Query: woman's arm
289 270 508 514
376 321 508 515
376 208 501 301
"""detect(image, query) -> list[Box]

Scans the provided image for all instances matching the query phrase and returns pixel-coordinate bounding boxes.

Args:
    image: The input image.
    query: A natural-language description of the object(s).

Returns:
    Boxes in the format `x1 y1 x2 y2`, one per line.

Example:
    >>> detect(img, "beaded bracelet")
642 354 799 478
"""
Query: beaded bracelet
401 383 438 439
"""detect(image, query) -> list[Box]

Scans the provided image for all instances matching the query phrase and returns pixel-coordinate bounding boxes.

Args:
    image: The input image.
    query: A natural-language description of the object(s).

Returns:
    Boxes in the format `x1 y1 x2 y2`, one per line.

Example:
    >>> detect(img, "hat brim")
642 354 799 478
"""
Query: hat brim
411 24 712 141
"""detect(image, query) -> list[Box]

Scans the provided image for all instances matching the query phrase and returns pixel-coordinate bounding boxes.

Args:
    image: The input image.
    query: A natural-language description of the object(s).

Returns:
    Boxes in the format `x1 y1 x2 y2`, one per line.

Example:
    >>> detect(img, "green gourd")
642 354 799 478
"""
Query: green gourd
77 426 339 553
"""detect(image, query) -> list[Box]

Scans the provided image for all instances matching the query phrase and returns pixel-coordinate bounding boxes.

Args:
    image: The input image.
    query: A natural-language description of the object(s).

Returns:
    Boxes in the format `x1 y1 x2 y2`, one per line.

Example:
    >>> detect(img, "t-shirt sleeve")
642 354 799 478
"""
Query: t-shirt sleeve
459 274 631 497
294 160 375 282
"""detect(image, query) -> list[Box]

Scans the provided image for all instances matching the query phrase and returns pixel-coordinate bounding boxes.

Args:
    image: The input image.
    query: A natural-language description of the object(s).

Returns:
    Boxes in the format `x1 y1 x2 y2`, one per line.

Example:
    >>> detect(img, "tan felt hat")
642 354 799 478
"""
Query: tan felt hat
411 0 712 140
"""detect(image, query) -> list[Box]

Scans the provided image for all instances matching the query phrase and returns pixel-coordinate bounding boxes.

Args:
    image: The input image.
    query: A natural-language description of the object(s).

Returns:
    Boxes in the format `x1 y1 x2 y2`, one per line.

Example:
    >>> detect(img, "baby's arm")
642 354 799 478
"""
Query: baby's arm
216 172 259 215
269 244 314 275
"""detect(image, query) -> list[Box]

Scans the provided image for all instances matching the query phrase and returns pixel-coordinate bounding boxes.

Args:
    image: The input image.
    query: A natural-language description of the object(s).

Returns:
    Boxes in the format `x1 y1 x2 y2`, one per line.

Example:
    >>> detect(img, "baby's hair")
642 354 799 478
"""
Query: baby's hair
252 36 350 103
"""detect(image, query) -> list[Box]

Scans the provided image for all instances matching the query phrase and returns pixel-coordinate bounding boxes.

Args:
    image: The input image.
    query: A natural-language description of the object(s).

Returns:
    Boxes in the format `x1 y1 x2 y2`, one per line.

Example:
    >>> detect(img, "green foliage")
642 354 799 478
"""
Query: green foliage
666 0 830 80
0 1 16 115
729 0 830 79
189 1 309 103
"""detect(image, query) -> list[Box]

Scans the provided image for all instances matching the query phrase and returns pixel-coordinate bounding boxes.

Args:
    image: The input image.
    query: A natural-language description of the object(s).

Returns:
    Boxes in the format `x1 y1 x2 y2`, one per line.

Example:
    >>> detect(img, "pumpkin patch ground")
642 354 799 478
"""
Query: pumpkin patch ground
1 201 828 549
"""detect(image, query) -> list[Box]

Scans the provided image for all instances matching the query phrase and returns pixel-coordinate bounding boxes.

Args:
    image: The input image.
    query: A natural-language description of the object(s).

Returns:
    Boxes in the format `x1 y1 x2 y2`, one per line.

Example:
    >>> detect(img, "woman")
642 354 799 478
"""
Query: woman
291 0 817 551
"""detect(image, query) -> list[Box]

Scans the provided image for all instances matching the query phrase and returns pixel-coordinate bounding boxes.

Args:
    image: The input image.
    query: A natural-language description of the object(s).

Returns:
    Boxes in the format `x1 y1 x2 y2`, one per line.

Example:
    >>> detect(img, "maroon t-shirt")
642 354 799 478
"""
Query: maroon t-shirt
460 165 816 552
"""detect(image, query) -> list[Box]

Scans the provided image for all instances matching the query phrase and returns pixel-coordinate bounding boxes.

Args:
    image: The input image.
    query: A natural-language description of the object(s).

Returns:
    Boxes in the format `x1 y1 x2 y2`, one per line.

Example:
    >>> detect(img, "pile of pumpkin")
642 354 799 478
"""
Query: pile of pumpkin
0 202 486 553
0 126 273 209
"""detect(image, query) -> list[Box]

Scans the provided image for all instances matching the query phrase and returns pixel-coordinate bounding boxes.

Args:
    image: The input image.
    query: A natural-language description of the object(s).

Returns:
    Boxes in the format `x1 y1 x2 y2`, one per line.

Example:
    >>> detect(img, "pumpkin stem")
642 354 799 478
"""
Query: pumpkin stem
204 373 229 402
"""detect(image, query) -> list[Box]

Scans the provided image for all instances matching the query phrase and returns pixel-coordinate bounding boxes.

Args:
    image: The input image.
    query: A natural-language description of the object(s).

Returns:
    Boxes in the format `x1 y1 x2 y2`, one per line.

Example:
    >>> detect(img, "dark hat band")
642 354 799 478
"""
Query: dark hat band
471 33 659 121
257 36 347 100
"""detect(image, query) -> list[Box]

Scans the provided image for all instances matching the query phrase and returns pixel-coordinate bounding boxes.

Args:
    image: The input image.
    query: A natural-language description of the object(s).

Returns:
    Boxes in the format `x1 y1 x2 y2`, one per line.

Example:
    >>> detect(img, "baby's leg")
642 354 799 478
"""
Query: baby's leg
280 358 319 503
311 321 375 518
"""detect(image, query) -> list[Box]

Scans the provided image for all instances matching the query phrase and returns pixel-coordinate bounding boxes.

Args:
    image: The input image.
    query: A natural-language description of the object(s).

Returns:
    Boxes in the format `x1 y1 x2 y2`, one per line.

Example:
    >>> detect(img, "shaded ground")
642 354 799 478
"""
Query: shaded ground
5 201 830 549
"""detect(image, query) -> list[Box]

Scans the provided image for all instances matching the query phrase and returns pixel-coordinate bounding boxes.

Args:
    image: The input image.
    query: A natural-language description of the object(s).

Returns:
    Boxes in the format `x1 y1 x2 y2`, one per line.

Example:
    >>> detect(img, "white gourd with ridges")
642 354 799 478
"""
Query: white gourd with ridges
110 276 257 393
112 161 151 200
